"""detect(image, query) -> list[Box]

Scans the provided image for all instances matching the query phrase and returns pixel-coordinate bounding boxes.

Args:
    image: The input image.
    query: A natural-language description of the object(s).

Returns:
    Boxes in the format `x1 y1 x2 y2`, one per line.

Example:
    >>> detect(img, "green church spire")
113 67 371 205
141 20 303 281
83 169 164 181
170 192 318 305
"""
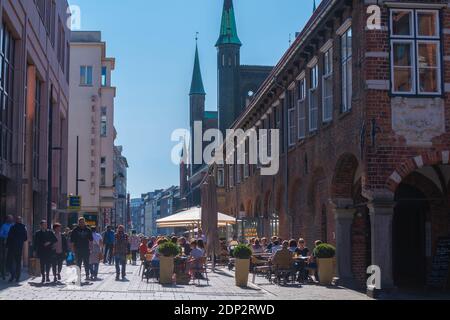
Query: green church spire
190 41 206 96
313 0 317 12
216 0 242 47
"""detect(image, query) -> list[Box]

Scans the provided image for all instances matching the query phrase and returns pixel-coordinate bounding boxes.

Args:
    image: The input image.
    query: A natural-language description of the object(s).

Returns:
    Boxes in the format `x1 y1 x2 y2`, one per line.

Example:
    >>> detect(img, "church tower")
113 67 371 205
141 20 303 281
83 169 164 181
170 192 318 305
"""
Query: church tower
216 0 242 134
189 42 206 175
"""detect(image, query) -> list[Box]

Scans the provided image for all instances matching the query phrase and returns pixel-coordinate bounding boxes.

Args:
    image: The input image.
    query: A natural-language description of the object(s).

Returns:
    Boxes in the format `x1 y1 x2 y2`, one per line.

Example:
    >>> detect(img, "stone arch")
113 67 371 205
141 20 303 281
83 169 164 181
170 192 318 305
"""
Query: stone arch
245 200 253 218
288 178 302 234
331 153 360 200
264 191 272 218
386 150 449 192
307 167 326 214
254 196 262 218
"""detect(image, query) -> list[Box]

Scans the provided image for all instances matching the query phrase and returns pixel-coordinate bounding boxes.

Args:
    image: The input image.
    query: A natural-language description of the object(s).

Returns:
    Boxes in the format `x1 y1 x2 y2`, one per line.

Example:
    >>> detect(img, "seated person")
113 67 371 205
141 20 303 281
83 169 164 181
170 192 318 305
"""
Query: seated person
228 236 239 257
306 240 322 282
139 237 149 261
270 240 282 257
187 240 205 278
271 241 294 270
219 241 230 262
288 239 298 254
296 238 310 257
178 237 191 256
270 241 294 282
251 239 264 255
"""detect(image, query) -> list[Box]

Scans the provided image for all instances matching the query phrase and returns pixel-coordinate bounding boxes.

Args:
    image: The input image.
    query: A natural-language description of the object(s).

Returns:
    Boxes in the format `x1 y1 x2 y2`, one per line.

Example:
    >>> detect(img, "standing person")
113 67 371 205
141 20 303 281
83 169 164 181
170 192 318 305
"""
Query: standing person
89 227 103 281
113 225 129 281
52 223 68 281
129 230 140 266
0 215 14 280
34 220 57 283
103 226 115 265
70 217 93 281
5 216 27 283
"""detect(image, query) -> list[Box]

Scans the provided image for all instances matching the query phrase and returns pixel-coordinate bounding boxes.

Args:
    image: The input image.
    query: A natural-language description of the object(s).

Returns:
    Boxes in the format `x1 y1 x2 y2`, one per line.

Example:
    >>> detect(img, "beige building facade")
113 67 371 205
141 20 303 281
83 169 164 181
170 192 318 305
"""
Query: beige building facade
68 31 116 230
0 0 70 263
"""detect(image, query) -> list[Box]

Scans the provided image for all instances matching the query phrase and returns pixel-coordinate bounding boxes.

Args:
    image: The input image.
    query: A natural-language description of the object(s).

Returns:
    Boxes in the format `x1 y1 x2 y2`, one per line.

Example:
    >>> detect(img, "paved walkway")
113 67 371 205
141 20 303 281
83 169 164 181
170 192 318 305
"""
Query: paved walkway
0 263 372 300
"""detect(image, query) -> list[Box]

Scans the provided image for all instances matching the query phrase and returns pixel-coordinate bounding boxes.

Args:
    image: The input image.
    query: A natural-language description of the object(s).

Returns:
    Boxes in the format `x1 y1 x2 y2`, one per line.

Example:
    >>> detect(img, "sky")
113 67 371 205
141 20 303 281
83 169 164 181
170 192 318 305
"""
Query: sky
68 0 321 198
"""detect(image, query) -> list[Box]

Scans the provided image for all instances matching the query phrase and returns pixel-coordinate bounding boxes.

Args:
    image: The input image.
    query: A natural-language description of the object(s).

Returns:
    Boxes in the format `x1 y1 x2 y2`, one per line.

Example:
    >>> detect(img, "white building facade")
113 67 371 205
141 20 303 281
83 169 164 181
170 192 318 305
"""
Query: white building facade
68 31 116 230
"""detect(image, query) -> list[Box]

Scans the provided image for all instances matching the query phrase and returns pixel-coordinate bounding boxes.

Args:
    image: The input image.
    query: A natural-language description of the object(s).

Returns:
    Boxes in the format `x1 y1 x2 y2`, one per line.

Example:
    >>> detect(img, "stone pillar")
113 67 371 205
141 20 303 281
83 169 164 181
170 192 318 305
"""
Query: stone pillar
334 202 356 287
368 199 395 291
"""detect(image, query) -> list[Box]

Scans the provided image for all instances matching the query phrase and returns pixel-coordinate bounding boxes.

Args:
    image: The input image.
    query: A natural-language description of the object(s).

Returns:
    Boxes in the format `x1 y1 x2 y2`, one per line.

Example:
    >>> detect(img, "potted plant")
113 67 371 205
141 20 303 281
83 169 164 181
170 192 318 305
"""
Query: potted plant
233 244 252 287
313 243 336 285
158 241 180 284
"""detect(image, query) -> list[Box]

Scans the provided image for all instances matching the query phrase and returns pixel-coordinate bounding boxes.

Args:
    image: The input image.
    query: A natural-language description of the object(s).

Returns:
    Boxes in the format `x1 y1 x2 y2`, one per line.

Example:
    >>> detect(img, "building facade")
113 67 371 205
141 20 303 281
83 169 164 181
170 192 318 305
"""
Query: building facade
180 0 273 208
0 0 70 262
219 0 450 291
130 198 143 233
68 31 116 231
113 145 128 229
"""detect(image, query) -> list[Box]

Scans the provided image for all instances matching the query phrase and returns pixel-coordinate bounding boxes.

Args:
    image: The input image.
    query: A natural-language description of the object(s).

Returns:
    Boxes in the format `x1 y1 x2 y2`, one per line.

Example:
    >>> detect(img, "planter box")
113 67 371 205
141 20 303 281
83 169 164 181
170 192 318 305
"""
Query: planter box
317 258 335 285
235 258 250 287
159 256 174 284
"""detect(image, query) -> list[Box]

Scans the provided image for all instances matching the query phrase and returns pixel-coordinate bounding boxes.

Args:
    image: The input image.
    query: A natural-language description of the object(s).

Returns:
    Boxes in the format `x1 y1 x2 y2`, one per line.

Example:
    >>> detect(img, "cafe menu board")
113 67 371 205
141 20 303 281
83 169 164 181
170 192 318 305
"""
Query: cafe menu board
427 237 450 289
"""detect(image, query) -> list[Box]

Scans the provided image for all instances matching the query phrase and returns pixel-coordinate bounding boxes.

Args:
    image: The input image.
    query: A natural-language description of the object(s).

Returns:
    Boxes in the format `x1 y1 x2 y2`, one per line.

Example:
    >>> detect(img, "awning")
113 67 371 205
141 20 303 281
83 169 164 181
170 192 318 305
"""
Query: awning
156 207 236 228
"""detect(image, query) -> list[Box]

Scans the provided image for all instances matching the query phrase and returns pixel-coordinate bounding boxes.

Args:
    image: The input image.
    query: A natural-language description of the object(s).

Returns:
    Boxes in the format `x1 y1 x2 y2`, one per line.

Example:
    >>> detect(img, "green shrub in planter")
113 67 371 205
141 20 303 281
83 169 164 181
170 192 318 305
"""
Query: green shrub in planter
313 244 336 259
159 241 181 257
233 244 252 259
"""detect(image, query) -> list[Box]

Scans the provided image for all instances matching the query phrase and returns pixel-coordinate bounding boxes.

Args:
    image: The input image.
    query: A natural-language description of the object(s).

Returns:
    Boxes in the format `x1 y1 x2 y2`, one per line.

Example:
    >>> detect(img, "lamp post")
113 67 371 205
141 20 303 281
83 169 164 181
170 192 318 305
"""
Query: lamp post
74 136 86 224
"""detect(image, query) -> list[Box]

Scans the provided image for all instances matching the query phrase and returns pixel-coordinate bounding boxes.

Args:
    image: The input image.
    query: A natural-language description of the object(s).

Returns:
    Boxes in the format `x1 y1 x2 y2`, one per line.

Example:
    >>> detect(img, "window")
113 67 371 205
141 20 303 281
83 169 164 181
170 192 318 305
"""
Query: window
287 90 296 146
243 140 249 179
100 167 106 186
101 157 106 166
322 48 333 122
100 107 107 137
0 23 15 163
390 9 441 95
229 164 234 188
236 162 241 184
297 78 306 139
259 120 268 166
33 79 42 179
341 28 352 112
217 167 224 187
50 1 56 47
309 65 319 131
101 66 107 86
80 66 93 86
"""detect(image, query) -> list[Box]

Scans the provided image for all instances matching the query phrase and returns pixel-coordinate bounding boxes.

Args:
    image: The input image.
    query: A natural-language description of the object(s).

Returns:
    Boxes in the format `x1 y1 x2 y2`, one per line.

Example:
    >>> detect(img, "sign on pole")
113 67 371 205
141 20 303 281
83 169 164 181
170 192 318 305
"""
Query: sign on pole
68 196 81 210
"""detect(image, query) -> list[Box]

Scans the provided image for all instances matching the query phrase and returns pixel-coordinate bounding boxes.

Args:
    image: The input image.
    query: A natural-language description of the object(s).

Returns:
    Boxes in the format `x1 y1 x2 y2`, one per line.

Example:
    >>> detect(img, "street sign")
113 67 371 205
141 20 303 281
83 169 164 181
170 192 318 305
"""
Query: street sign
68 196 82 210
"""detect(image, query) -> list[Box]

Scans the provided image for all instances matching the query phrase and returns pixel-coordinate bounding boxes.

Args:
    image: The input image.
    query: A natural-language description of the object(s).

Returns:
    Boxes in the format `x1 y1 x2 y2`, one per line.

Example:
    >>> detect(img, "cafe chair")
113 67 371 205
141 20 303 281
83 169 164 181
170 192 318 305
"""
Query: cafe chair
190 257 209 286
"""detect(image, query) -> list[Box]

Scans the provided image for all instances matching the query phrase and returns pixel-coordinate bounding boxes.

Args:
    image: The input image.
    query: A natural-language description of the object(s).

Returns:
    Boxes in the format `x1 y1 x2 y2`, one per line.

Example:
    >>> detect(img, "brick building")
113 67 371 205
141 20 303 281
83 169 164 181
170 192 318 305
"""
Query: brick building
219 0 450 291
0 0 70 262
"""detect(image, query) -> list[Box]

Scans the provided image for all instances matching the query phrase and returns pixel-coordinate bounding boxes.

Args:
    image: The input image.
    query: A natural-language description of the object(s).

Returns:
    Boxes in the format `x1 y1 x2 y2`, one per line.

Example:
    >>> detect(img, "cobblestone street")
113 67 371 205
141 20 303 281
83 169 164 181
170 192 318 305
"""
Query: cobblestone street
0 263 372 300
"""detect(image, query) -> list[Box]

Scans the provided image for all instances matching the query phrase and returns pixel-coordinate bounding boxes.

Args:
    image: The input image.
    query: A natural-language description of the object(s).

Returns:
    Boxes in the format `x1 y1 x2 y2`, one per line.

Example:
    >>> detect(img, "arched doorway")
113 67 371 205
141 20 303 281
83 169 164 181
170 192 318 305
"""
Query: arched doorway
393 183 428 288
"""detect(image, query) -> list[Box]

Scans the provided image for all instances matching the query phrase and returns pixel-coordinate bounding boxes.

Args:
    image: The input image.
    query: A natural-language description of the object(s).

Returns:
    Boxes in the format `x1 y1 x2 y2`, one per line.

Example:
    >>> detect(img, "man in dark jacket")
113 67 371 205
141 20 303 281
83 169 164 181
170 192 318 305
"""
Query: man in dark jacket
6 216 28 283
34 220 57 283
102 225 115 265
70 217 93 281
113 225 129 281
